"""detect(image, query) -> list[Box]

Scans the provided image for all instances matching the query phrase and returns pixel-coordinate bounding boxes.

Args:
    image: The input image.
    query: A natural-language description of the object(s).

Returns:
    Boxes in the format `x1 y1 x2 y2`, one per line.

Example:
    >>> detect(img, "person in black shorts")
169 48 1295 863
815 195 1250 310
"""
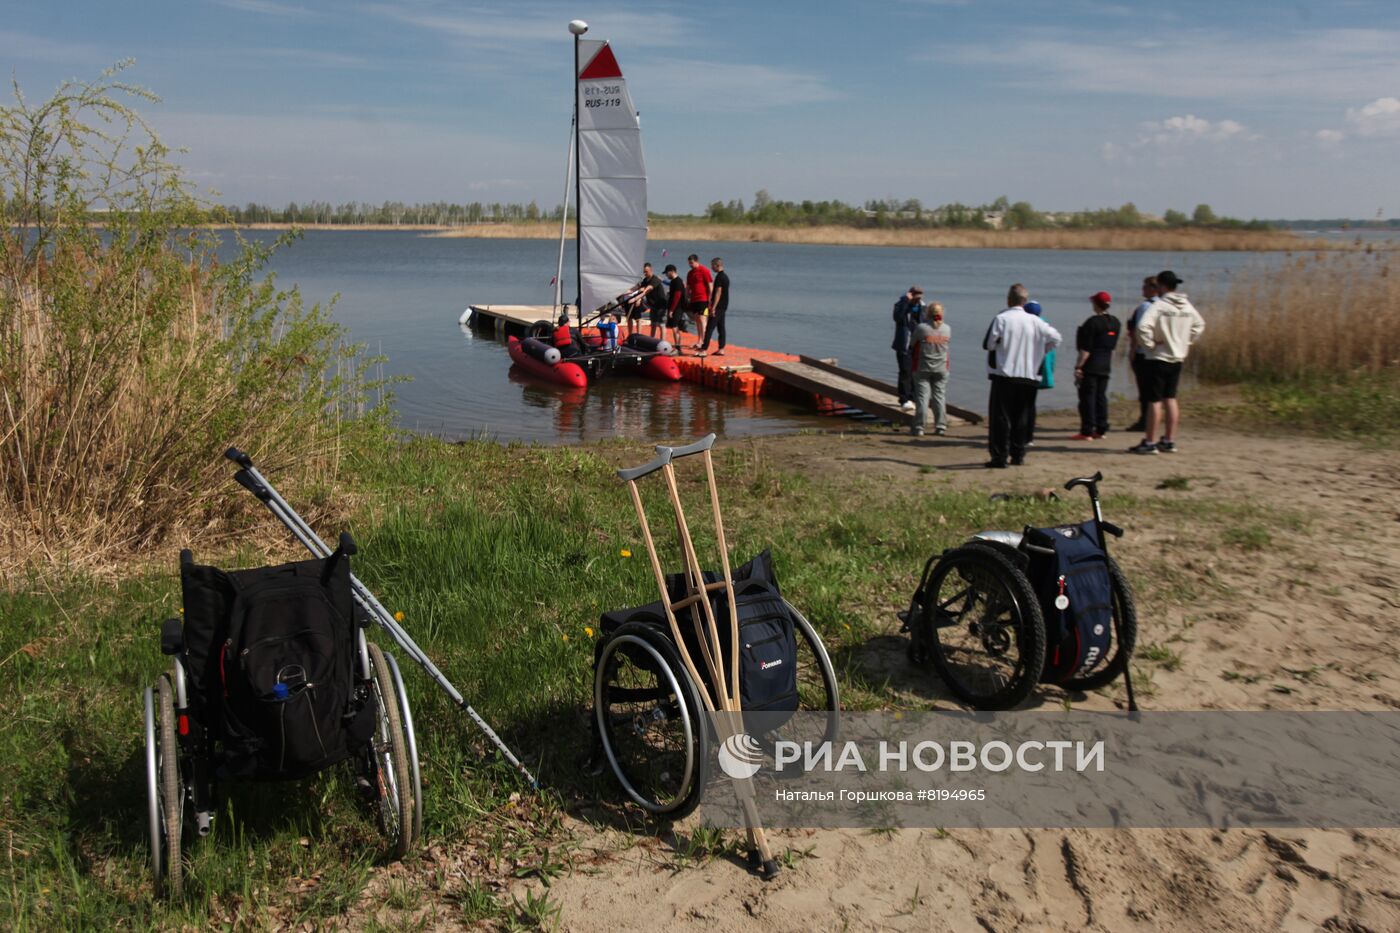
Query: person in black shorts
1071 291 1121 439
626 262 661 340
663 264 687 346
1129 270 1205 454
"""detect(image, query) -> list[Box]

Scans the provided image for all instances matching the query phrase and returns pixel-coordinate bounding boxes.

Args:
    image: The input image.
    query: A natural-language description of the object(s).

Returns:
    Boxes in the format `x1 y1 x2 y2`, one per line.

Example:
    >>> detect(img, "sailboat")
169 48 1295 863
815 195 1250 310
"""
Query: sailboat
465 20 680 388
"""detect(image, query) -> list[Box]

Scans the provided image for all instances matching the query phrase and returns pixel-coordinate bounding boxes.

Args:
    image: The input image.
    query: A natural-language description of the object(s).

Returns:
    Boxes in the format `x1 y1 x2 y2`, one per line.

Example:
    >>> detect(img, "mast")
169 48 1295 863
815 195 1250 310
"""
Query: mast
569 19 588 320
552 116 573 314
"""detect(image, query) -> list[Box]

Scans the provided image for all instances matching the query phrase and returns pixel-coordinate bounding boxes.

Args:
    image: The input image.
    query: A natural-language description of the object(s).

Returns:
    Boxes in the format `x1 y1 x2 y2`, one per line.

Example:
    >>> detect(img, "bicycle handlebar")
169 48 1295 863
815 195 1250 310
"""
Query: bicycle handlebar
1064 471 1103 493
224 446 253 468
617 449 673 482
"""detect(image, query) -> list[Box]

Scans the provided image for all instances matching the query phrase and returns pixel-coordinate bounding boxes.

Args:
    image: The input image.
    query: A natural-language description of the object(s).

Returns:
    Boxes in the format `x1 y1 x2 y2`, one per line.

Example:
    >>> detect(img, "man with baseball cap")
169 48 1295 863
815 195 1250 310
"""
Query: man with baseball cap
891 285 925 410
1071 291 1121 440
1130 270 1204 454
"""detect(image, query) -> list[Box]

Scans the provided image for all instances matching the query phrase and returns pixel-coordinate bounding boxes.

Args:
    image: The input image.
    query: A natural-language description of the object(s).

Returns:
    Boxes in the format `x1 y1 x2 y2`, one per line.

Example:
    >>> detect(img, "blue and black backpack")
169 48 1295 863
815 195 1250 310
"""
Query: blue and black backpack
1025 521 1117 684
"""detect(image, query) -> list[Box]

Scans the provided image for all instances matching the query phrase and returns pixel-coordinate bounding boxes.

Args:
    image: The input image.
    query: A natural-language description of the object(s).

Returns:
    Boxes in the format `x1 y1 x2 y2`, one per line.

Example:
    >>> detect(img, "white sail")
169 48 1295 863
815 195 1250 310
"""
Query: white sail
576 38 646 317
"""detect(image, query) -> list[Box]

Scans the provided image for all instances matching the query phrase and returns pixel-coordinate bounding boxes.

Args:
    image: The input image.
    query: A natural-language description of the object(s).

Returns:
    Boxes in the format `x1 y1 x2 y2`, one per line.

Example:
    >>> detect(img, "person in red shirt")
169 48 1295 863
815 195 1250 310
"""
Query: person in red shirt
685 254 713 356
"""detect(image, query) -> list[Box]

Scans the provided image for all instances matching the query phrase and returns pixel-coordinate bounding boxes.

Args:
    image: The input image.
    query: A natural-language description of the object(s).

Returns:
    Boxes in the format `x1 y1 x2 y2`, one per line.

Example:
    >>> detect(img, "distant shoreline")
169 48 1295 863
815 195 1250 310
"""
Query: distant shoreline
224 221 1345 252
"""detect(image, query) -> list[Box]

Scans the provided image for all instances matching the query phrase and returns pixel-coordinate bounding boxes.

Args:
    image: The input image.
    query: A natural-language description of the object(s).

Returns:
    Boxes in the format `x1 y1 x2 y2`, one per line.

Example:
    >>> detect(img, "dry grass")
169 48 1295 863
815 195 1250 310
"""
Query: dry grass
422 221 1333 252
0 243 372 578
1196 250 1400 381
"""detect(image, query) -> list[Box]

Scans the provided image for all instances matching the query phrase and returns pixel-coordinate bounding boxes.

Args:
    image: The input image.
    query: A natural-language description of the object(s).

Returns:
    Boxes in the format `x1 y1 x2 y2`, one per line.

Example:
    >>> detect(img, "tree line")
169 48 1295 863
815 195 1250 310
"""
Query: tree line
217 193 1273 230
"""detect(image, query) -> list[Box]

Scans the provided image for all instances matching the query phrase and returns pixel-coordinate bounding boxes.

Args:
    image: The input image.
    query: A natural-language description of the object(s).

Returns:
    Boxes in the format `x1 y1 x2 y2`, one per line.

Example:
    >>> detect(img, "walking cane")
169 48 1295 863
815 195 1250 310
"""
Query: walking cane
617 434 780 878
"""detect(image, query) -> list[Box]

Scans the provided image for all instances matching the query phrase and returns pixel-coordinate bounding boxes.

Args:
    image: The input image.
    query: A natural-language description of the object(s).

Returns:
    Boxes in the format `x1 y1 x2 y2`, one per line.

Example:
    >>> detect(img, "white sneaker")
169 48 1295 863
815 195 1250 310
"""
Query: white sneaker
901 400 916 412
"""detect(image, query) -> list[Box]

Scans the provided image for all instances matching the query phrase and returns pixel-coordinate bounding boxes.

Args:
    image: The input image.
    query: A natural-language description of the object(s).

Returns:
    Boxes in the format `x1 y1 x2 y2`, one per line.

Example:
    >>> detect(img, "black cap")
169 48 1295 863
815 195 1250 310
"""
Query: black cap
1157 270 1183 288
663 263 677 274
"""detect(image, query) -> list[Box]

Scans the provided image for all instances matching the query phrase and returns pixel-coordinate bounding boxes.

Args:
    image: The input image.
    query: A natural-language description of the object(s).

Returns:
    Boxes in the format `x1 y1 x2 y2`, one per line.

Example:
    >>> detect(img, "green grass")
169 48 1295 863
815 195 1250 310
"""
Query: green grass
1238 371 1400 441
0 435 1294 928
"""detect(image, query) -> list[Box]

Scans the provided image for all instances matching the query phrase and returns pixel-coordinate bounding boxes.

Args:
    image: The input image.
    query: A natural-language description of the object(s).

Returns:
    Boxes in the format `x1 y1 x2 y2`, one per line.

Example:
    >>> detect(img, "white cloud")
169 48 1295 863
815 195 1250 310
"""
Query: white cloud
213 0 312 15
632 60 841 113
359 3 687 49
1101 114 1257 165
1315 128 1345 144
1346 96 1400 138
1142 115 1250 144
940 29 1400 104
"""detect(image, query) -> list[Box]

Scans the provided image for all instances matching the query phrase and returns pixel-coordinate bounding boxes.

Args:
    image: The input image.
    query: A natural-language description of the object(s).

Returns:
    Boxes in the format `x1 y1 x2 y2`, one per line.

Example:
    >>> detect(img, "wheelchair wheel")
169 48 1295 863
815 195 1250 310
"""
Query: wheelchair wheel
144 674 184 898
758 602 840 748
380 651 424 848
923 544 1046 710
595 622 709 819
366 642 414 858
1060 557 1138 693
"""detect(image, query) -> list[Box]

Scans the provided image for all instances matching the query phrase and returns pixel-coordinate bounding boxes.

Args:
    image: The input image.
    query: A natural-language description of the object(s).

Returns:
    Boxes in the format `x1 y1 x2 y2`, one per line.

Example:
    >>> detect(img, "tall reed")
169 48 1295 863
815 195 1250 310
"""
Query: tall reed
0 66 391 575
1194 250 1400 382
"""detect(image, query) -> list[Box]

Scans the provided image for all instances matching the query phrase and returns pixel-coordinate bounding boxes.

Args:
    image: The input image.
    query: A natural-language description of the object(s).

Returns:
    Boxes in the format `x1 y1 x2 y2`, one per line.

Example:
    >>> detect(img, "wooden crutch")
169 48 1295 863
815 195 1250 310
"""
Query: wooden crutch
617 434 780 878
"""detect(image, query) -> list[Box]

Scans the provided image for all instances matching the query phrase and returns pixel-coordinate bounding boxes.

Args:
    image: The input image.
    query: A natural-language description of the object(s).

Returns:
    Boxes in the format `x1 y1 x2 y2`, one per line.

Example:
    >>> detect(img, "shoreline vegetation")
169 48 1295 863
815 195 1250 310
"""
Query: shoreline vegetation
222 220 1337 252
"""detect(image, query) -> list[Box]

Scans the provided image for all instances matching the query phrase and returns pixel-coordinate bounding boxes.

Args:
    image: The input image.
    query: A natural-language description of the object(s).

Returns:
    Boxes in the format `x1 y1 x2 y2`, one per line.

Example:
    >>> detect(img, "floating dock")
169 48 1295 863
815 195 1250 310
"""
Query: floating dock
465 304 981 426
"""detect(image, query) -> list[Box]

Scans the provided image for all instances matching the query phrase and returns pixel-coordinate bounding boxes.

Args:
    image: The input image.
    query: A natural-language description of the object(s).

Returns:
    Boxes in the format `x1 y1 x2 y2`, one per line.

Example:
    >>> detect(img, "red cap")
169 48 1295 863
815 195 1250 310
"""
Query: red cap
1090 291 1112 305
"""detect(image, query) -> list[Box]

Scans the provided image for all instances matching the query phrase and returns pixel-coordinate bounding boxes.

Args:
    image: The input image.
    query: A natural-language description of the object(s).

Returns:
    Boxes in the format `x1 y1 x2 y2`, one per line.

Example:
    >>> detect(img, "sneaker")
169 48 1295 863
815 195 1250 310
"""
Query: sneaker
934 426 946 436
1025 440 1036 448
911 427 925 437
901 400 916 412
1092 432 1107 440
1010 457 1025 466
984 460 1008 469
713 349 725 356
1069 433 1095 441
1157 439 1177 453
1128 440 1158 455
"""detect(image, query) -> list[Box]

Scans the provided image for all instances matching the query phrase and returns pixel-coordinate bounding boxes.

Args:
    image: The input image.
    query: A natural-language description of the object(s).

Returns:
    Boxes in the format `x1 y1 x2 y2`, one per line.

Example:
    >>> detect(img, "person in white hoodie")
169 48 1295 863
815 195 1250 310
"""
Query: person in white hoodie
983 283 1061 467
1130 270 1205 454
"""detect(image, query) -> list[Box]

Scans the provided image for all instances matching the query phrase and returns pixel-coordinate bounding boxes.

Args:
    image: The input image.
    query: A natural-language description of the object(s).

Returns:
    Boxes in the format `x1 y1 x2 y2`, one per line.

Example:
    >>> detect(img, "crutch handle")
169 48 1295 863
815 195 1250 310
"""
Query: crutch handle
224 446 254 468
658 434 716 460
617 449 673 482
232 468 272 503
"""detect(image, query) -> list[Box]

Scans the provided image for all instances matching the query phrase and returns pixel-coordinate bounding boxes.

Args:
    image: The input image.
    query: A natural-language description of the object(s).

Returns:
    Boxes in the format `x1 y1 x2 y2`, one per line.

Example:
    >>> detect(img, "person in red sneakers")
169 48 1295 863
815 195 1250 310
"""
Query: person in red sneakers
1071 291 1121 440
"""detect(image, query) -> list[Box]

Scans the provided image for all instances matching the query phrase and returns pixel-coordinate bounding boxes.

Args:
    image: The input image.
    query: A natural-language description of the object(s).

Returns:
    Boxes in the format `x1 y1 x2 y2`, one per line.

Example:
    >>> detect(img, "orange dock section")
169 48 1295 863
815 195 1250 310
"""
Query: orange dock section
658 330 845 412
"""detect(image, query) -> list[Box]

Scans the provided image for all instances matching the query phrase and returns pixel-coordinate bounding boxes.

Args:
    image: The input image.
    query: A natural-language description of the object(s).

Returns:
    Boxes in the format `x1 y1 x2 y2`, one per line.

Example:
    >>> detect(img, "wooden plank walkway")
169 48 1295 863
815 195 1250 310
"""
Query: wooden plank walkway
797 356 983 425
467 304 984 426
752 358 916 425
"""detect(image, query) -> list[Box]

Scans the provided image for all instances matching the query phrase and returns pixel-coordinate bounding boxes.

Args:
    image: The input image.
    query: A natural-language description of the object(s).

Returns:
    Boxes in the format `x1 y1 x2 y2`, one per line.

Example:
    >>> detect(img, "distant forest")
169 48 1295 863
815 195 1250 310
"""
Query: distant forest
218 192 1292 231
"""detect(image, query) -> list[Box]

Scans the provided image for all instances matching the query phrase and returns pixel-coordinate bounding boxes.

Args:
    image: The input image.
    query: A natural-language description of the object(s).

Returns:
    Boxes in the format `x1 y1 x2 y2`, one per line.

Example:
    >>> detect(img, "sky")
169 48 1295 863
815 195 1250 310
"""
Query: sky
5 0 1398 219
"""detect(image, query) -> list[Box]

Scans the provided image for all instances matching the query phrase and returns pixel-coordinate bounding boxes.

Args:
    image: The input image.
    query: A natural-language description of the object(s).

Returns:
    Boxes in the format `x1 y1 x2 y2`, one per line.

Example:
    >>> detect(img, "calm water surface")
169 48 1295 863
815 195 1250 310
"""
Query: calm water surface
241 230 1297 443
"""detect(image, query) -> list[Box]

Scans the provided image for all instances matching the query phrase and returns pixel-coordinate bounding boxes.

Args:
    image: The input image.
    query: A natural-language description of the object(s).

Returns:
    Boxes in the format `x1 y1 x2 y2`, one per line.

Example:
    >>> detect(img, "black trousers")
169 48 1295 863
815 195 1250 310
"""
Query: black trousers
1130 354 1149 425
896 350 913 404
988 377 1038 465
1078 372 1110 434
700 309 726 350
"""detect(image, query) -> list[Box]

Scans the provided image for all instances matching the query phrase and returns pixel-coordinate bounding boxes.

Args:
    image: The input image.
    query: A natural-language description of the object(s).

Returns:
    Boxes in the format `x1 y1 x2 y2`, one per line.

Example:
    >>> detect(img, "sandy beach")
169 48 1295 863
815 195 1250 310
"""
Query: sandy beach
359 411 1400 931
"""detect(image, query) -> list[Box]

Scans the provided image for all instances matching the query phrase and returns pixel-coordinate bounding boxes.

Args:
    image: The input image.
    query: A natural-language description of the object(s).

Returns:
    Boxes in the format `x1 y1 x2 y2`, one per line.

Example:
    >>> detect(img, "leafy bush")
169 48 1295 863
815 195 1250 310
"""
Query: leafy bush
0 64 392 573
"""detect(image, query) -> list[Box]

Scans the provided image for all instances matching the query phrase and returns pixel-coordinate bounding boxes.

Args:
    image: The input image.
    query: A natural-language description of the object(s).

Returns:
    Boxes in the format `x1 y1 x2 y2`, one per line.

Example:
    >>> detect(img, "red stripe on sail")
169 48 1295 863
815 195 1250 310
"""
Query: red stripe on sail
579 44 622 80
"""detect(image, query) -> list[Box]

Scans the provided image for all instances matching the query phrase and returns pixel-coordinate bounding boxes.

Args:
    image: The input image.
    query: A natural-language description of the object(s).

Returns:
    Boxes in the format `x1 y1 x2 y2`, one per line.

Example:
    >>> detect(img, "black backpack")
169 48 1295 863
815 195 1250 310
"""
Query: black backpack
181 556 362 779
1025 521 1115 683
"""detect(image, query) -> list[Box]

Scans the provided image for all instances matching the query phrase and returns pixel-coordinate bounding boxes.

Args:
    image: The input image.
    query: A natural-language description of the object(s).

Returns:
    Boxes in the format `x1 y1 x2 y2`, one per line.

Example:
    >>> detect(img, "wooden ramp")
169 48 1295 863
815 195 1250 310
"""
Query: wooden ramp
753 357 982 427
795 356 983 425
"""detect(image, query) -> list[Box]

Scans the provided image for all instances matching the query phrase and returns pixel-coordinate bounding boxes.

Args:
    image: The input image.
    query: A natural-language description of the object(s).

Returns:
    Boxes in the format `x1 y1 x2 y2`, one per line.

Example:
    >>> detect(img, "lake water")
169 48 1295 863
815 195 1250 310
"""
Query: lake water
240 230 1296 443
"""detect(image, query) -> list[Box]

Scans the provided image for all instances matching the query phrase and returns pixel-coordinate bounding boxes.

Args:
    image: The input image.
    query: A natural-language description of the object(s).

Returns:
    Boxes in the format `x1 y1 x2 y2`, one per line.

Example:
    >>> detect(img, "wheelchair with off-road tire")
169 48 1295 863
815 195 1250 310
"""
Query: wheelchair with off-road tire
901 472 1139 711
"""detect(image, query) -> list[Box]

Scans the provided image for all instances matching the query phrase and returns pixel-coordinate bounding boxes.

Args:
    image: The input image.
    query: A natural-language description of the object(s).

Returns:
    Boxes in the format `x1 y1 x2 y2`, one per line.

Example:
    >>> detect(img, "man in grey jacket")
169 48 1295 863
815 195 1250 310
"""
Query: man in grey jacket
983 283 1061 467
1130 270 1205 454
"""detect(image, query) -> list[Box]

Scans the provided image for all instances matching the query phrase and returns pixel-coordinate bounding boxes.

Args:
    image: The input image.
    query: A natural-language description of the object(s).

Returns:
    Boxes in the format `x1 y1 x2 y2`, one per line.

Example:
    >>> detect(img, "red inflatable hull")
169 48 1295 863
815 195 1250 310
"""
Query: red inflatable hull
507 336 588 388
640 354 681 382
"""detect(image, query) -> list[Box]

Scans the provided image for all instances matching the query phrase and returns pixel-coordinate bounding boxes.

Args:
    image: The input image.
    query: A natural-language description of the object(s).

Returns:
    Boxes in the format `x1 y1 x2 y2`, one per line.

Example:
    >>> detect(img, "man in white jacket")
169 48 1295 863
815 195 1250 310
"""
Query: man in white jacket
983 283 1061 467
1130 270 1205 454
